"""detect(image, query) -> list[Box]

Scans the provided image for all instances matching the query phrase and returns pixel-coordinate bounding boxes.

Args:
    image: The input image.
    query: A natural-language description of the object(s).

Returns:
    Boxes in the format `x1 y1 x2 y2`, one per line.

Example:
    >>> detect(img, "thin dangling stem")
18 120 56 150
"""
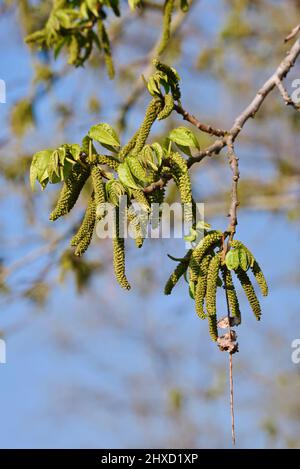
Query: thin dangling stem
224 274 236 446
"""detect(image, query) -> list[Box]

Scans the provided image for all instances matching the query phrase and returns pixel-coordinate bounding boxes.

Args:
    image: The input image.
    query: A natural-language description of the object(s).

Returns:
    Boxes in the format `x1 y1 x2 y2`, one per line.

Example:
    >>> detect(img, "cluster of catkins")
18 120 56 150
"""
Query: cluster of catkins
25 0 117 76
164 231 269 341
47 60 193 290
25 0 187 78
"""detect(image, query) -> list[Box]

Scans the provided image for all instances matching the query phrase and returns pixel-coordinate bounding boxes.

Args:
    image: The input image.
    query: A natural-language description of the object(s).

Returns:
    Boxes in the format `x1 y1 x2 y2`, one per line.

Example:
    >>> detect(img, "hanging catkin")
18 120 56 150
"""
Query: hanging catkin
251 260 268 297
164 249 192 295
49 164 90 221
169 152 192 221
156 0 175 56
194 253 213 319
157 94 174 120
127 206 144 248
134 99 163 154
221 266 241 323
97 18 114 79
189 230 223 281
113 207 131 290
208 315 218 342
206 254 221 316
71 195 96 256
131 189 151 212
235 268 261 320
91 165 106 212
119 131 139 161
96 154 120 171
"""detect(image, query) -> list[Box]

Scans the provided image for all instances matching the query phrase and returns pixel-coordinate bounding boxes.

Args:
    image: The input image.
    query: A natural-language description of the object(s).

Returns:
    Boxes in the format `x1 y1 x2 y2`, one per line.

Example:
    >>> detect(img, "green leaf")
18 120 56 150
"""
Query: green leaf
47 150 61 182
89 123 120 147
147 75 161 97
86 0 101 16
117 162 142 190
225 249 240 271
169 126 200 150
30 149 53 190
151 142 164 168
128 0 141 11
105 179 126 205
189 280 195 299
239 247 251 271
175 143 192 157
67 143 81 161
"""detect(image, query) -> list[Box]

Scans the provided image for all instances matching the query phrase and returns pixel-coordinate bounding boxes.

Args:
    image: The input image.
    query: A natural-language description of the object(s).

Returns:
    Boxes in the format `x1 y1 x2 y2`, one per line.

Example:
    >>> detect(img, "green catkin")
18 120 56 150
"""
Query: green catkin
119 131 139 161
148 187 165 230
113 207 130 290
169 152 192 222
134 99 163 154
252 260 268 296
131 189 151 212
189 230 223 282
221 267 241 323
96 154 120 171
148 187 165 206
157 0 175 56
194 253 213 319
157 94 174 120
206 254 221 316
169 152 192 204
91 165 106 210
72 196 96 256
49 164 90 221
208 314 218 342
127 206 144 248
230 240 268 296
235 268 261 320
153 59 181 100
164 249 192 295
98 19 114 79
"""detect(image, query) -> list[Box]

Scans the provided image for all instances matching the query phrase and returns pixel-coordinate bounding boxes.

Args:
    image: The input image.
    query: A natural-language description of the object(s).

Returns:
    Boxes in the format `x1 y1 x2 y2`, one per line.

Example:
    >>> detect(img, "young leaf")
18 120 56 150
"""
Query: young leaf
169 126 200 150
117 162 142 190
225 249 240 271
86 0 101 16
189 280 195 299
30 149 53 190
151 142 164 168
89 123 120 147
128 0 141 11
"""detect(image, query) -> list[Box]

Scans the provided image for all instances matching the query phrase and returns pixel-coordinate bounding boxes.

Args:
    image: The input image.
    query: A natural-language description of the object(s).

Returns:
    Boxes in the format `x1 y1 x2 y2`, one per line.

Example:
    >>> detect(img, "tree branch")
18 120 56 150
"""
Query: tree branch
284 24 300 43
143 35 300 193
226 136 240 239
189 36 300 164
174 103 227 137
